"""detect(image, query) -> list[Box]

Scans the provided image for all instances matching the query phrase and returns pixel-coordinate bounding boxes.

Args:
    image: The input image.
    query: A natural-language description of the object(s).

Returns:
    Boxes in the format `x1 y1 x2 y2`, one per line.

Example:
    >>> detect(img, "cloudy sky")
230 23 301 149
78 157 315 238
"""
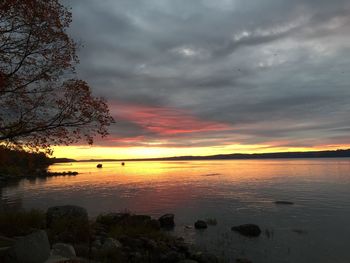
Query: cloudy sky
56 0 350 159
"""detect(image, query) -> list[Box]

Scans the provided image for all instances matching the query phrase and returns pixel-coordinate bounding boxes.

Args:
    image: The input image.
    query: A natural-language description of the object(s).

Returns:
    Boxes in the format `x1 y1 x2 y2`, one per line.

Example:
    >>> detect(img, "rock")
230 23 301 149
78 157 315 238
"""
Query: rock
140 237 157 250
46 205 88 228
231 224 261 237
158 213 175 228
101 237 122 251
96 164 103 168
275 201 294 205
236 259 252 263
92 239 102 248
119 236 143 249
73 244 90 258
44 255 69 263
96 212 129 228
126 214 152 226
51 243 76 258
129 251 143 261
5 230 50 263
160 251 185 263
194 220 208 229
193 252 219 263
292 228 308 235
46 205 89 243
149 218 161 230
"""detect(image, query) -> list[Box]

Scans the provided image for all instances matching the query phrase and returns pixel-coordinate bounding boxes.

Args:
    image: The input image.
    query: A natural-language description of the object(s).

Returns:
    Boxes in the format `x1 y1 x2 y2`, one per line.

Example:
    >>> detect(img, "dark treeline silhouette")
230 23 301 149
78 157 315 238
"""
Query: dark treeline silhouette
158 149 350 161
72 149 350 162
0 146 52 176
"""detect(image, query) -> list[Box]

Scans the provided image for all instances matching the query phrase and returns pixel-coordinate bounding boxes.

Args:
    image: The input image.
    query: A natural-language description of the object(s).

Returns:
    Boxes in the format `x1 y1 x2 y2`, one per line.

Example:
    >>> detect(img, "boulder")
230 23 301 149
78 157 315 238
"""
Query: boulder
231 224 261 237
46 205 89 243
275 201 294 205
158 213 175 228
51 243 76 258
46 205 88 228
97 164 103 168
236 259 252 263
101 237 122 251
119 236 143 249
44 255 69 263
149 218 161 230
92 239 102 248
160 251 185 263
96 212 129 228
126 214 151 226
5 230 50 263
139 237 157 250
193 252 219 263
194 220 207 229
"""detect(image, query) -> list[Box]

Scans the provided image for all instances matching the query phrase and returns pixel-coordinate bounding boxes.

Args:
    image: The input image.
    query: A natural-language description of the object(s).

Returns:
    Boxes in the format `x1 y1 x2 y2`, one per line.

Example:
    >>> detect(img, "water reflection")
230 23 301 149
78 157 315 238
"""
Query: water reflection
1 159 350 263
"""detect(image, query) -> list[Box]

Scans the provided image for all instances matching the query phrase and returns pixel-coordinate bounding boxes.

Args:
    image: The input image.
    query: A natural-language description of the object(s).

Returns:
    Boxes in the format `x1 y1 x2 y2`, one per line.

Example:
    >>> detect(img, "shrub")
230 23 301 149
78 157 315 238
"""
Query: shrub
0 209 46 237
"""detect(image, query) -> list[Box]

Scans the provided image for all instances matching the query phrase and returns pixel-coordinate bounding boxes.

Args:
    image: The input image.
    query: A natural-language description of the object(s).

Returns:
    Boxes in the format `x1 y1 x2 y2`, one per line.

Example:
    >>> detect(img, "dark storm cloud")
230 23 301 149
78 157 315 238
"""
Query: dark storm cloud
64 0 350 149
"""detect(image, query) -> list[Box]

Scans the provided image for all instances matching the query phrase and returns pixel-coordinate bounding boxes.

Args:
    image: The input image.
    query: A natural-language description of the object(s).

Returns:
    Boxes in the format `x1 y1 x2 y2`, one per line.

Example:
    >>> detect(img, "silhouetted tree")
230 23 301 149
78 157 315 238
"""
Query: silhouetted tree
0 0 114 152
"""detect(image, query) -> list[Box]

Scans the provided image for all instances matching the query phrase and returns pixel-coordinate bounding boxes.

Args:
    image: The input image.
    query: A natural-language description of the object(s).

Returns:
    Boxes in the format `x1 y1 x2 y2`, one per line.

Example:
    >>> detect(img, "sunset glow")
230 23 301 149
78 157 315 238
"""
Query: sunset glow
52 144 350 160
47 0 350 160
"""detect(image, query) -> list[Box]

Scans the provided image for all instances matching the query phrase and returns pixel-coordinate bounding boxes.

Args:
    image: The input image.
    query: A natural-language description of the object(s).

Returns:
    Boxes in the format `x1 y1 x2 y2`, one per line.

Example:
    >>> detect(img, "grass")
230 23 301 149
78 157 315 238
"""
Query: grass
0 236 14 248
0 209 45 237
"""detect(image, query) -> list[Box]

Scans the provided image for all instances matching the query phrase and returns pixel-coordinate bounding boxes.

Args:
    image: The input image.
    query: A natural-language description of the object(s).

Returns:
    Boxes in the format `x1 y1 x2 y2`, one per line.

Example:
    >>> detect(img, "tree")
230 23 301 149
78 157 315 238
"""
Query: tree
0 0 114 152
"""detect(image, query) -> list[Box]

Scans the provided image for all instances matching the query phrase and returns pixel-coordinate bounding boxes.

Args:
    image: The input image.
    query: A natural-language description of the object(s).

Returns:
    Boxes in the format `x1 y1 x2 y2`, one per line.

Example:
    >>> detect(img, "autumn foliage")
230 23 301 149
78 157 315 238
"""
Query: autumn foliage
0 0 114 152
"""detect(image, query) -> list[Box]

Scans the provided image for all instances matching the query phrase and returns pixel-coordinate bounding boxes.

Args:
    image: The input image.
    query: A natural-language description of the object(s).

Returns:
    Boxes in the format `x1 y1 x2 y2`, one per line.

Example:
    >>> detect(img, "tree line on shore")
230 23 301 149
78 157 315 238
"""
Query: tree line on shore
0 146 52 177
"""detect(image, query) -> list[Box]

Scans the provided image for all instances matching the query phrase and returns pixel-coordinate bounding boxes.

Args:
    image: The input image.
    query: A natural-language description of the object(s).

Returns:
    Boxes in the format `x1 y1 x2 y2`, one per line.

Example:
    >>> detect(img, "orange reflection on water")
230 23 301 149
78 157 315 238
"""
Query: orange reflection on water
3 159 350 217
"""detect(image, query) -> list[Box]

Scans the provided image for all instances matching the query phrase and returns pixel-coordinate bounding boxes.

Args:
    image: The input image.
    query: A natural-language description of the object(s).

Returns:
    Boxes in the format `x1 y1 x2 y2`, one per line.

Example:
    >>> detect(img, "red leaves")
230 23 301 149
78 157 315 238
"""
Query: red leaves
0 1 114 152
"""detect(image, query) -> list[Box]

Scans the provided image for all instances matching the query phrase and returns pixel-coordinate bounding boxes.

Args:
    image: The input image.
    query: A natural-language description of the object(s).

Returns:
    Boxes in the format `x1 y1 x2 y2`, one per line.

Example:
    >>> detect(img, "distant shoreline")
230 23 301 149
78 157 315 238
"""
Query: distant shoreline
52 148 350 163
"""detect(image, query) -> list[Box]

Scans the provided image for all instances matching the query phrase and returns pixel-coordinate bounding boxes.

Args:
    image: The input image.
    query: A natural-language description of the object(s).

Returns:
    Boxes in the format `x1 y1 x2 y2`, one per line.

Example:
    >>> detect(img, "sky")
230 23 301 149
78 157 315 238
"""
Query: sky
55 0 350 159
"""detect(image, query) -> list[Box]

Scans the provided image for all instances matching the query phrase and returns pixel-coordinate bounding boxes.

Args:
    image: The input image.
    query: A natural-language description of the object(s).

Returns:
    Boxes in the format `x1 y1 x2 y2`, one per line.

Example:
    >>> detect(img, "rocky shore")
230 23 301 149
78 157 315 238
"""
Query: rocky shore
0 205 224 263
0 171 78 183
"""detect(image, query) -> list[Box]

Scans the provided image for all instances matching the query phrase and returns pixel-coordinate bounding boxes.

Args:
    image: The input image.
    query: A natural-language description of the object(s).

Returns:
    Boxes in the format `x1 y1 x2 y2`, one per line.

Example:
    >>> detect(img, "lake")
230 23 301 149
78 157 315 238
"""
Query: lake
1 159 350 263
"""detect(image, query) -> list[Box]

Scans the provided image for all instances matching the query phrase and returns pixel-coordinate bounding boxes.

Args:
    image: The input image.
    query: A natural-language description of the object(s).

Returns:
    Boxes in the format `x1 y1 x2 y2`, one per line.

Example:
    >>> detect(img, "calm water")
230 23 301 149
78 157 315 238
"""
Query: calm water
1 159 350 263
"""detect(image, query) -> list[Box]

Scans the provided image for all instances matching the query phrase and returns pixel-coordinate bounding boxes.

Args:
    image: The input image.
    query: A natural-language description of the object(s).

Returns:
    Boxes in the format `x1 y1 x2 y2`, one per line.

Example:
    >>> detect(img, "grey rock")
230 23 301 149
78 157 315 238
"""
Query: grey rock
73 244 90 258
119 236 134 247
231 224 261 237
149 218 161 230
159 213 175 228
92 239 102 248
194 252 219 263
161 251 185 263
6 230 50 263
129 251 143 261
275 201 294 205
236 258 252 263
96 212 129 227
101 237 122 251
140 237 157 250
51 243 76 258
44 255 69 263
194 220 208 229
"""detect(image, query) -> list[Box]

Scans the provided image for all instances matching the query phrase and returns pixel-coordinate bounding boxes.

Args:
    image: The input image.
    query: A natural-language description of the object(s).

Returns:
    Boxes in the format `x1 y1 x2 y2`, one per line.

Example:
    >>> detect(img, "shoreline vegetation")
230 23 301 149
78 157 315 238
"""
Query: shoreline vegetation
0 205 228 263
0 146 78 183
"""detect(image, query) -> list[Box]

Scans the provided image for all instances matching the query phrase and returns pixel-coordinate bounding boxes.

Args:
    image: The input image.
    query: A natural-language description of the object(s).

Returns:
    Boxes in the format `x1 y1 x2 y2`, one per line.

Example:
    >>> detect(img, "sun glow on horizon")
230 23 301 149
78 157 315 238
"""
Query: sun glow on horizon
52 144 350 160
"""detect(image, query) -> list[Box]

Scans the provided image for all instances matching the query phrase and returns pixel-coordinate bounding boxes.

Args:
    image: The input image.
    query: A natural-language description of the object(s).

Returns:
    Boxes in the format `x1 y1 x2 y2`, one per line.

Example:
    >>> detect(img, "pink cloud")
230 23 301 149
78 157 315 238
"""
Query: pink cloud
110 101 231 137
